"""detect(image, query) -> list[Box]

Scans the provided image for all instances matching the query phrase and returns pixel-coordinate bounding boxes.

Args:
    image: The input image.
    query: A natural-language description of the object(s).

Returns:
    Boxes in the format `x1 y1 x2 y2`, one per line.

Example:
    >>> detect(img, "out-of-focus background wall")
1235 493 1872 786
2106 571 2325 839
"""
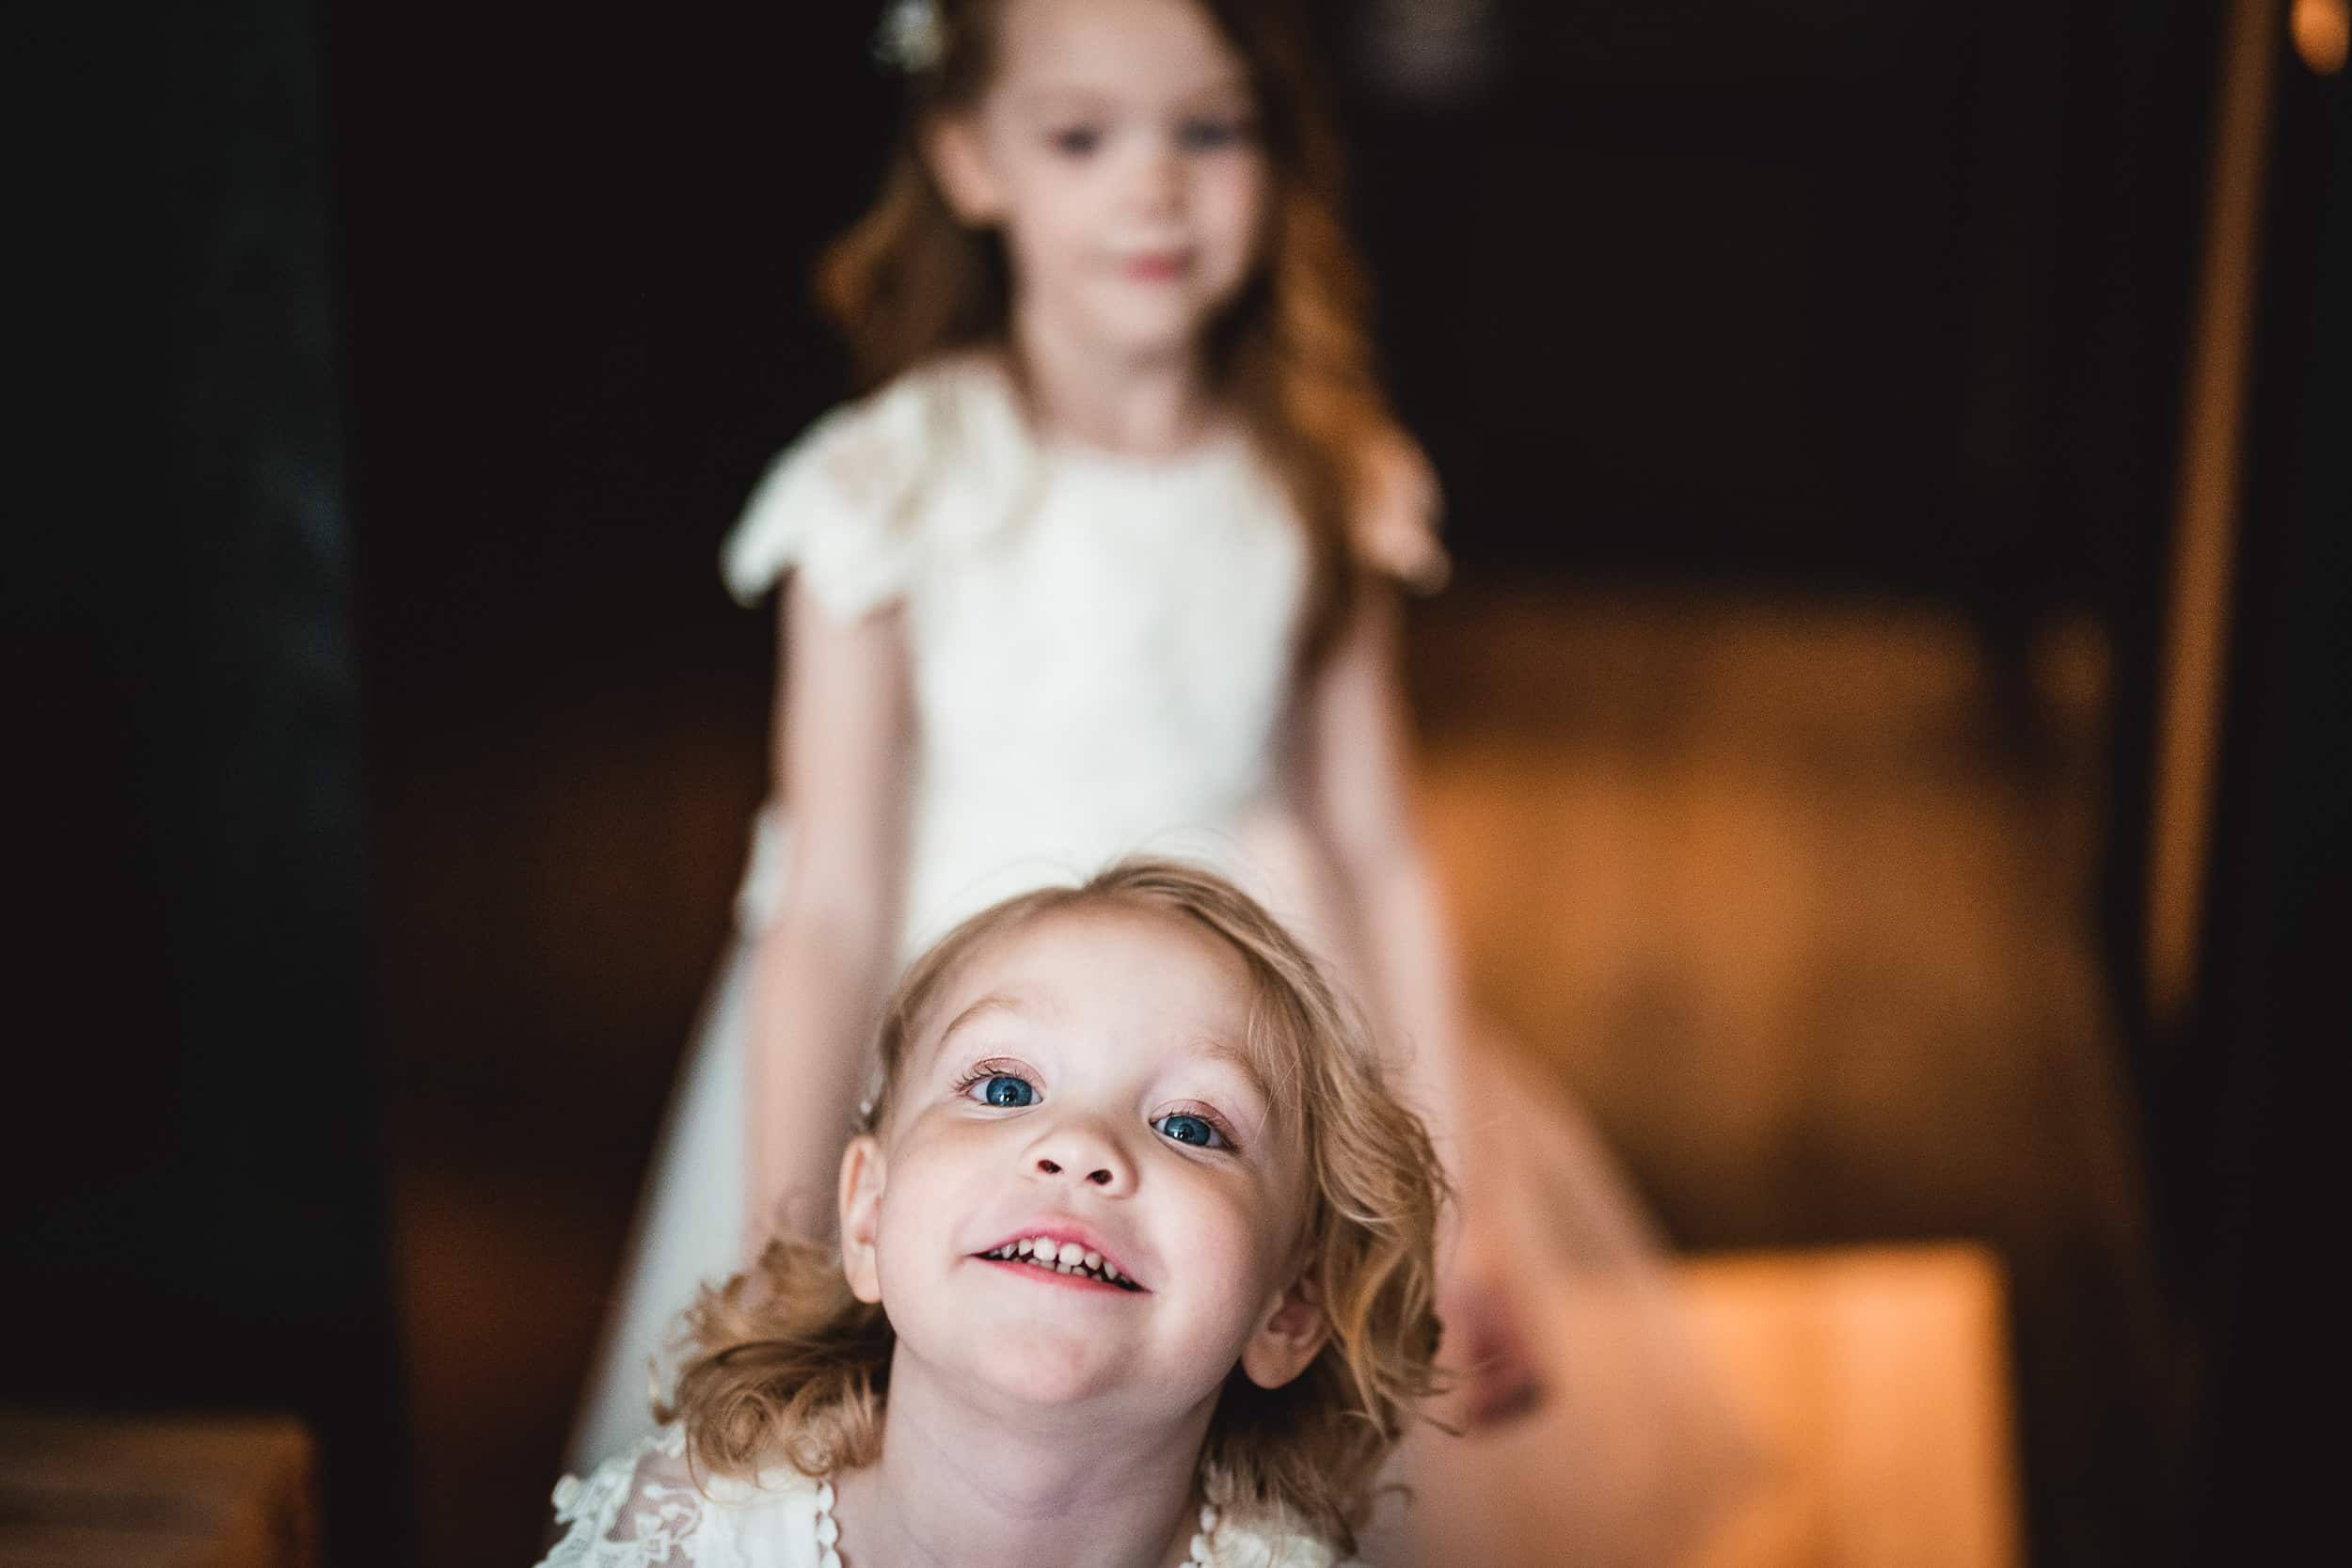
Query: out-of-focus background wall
8 2 2341 1565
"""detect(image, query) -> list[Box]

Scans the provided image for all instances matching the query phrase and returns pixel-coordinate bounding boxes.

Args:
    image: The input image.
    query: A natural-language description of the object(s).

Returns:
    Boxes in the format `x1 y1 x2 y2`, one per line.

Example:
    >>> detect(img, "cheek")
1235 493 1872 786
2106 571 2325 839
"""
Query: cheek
1169 1178 1289 1319
866 1154 974 1319
871 1131 964 1251
1198 163 1270 271
1009 171 1101 257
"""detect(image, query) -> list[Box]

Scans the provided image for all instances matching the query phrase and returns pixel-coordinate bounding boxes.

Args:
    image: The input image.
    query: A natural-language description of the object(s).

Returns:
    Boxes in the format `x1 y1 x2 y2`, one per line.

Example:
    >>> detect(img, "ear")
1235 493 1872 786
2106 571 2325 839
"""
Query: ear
924 114 1004 224
837 1134 888 1305
1240 1265 1329 1390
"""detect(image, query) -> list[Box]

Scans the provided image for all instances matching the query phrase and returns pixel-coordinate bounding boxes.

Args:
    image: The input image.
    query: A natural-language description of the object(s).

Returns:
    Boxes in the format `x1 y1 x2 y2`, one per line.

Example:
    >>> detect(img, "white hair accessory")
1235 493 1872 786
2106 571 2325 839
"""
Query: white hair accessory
855 1059 887 1128
874 0 946 73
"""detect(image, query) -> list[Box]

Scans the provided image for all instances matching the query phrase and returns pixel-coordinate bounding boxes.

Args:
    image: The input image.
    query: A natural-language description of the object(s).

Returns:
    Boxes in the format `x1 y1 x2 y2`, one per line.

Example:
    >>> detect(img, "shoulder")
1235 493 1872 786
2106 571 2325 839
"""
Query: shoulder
719 353 1032 615
534 1426 824 1568
1210 1508 1361 1568
1347 425 1448 594
793 355 1014 511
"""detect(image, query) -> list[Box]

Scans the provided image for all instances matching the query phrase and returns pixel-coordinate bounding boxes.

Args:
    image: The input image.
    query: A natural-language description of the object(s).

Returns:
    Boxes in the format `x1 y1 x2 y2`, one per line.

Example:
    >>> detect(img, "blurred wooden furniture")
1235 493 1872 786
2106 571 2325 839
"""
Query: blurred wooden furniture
1681 1243 2022 1568
0 1412 316 1568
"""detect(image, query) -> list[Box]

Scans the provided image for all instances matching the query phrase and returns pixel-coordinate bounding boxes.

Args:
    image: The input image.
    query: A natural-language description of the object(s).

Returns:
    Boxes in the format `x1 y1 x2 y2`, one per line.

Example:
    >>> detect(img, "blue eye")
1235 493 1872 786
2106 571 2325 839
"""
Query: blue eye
1177 118 1249 152
971 1074 1037 1108
1049 126 1103 157
1153 1113 1225 1148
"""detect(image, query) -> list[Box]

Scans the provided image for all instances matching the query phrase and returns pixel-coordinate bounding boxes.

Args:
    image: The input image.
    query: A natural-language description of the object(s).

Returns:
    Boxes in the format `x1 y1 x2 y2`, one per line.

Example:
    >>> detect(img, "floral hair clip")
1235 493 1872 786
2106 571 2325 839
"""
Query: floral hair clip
874 0 947 73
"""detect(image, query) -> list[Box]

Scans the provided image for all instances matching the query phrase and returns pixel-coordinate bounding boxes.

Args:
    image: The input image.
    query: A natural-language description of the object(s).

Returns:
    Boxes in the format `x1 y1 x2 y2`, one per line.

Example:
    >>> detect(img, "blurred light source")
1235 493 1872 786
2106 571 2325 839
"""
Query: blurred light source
2293 0 2349 74
1359 0 1498 101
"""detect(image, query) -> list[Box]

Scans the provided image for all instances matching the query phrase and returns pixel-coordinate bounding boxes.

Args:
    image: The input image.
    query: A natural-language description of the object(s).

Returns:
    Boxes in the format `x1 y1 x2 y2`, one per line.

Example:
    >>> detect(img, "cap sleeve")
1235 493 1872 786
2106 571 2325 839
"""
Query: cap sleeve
1350 429 1450 594
536 1427 736 1568
719 378 939 621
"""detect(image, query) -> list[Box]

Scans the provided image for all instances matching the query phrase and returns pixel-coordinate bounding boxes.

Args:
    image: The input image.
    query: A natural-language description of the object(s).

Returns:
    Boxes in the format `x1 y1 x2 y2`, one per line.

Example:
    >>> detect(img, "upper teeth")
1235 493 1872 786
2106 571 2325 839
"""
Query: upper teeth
984 1237 1125 1284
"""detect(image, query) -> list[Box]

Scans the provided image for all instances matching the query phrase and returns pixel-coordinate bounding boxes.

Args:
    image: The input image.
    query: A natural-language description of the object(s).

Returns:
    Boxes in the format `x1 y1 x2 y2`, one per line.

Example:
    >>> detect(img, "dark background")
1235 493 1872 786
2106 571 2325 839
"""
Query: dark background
8 2 2340 1564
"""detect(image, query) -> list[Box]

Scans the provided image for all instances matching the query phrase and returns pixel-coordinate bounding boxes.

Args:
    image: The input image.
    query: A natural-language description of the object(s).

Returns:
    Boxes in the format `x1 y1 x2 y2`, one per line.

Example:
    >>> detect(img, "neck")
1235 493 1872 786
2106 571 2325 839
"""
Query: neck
1009 301 1216 458
834 1345 1214 1568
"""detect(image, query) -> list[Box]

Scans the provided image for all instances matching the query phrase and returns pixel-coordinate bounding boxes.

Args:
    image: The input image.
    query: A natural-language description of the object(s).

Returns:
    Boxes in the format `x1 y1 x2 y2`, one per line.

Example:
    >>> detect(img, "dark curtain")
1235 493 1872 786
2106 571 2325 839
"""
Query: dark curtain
5 3 408 1562
2165 27 2347 1566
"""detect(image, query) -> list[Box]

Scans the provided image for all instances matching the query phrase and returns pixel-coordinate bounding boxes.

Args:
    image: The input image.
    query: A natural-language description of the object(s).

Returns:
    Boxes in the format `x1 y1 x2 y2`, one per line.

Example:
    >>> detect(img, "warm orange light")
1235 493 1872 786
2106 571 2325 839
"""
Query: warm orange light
2295 0 2350 74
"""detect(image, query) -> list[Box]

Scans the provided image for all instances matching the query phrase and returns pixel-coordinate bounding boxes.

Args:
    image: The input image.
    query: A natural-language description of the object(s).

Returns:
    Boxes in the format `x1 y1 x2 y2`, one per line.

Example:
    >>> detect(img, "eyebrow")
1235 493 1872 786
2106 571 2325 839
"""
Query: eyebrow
1016 87 1116 113
931 991 1038 1055
1016 71 1253 115
1174 73 1254 107
933 993 1273 1097
1185 1035 1276 1104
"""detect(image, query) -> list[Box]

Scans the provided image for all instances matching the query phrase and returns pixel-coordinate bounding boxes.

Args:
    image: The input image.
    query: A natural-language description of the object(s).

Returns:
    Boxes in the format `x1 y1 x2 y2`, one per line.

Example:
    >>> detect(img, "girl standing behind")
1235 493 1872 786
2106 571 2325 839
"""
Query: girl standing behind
576 1 1751 1559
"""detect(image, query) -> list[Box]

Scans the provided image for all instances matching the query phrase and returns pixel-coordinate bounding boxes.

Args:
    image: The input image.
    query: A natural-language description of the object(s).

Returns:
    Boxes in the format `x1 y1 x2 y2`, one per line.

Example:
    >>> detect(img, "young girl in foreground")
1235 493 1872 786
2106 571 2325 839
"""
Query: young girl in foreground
544 862 1444 1567
578 0 1751 1556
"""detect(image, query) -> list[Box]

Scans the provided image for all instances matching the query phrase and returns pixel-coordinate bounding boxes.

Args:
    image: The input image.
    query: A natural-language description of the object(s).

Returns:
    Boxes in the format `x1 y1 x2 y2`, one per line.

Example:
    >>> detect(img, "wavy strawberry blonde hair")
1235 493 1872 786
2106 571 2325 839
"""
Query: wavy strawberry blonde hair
663 858 1448 1549
818 0 1399 651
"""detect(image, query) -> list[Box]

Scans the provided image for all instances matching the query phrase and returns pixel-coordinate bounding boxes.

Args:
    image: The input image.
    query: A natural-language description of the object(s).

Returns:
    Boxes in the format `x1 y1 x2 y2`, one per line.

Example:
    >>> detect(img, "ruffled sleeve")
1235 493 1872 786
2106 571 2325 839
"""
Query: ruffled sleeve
1209 1514 1347 1567
1350 428 1450 594
718 376 943 621
534 1427 755 1568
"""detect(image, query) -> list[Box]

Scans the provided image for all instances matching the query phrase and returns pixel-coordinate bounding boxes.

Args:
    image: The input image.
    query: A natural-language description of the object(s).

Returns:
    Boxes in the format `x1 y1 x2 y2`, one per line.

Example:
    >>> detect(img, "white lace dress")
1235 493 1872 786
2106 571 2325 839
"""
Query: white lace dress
537 1425 1358 1568
567 356 1755 1567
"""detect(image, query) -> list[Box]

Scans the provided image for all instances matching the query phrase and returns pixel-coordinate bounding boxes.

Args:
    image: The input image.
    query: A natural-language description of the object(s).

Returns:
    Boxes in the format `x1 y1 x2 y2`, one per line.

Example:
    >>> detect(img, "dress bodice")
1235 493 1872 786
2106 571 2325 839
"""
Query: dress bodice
722 358 1342 955
537 1426 1359 1568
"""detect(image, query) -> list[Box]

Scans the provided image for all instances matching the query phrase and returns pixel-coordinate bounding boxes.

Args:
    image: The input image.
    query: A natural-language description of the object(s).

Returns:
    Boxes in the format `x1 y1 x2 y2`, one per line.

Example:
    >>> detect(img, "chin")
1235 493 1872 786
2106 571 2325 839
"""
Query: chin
1086 299 1218 360
962 1333 1124 1409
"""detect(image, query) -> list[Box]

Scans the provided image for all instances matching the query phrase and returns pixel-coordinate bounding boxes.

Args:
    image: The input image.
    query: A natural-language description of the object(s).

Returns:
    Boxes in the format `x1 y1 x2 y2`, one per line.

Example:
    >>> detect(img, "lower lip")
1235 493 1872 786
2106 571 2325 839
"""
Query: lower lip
977 1257 1140 1295
1122 256 1191 283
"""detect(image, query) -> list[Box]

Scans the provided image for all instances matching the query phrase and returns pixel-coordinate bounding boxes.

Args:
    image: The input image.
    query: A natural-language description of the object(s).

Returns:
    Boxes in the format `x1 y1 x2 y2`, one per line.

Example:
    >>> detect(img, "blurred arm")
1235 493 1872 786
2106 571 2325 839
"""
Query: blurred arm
1298 581 1478 1178
743 576 912 1255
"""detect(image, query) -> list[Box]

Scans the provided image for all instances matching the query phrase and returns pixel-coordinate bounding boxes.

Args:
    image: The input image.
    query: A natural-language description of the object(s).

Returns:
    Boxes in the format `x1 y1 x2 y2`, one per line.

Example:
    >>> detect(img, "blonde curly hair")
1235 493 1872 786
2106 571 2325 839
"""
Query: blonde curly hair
662 858 1448 1550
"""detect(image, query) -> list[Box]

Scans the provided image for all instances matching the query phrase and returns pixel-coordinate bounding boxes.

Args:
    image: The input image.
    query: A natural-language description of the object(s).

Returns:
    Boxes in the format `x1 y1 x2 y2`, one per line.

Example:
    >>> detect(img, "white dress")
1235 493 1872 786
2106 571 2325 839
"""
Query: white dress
537 1425 1359 1568
570 356 1756 1565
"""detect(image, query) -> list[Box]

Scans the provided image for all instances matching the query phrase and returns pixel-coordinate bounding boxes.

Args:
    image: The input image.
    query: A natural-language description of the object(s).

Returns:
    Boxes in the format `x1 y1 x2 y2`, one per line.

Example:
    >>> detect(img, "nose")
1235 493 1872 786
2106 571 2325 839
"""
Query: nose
1024 1115 1136 1195
1131 144 1184 219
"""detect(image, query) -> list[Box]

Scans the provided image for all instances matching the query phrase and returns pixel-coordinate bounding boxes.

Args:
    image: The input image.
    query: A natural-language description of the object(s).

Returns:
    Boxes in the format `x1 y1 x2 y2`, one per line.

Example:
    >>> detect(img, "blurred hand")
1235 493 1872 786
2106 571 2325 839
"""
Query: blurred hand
1438 1212 1547 1430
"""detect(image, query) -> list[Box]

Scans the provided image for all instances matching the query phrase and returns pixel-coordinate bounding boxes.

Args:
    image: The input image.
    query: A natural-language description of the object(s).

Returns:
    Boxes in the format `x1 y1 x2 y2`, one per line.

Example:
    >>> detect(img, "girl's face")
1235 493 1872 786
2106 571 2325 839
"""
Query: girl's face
840 902 1327 1425
931 0 1271 364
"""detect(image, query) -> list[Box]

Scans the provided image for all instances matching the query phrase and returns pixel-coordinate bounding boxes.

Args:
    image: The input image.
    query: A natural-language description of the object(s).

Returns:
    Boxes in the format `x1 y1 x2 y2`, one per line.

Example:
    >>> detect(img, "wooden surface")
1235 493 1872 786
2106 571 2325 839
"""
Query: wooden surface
1682 1244 2022 1568
1405 591 2162 1563
0 1413 316 1568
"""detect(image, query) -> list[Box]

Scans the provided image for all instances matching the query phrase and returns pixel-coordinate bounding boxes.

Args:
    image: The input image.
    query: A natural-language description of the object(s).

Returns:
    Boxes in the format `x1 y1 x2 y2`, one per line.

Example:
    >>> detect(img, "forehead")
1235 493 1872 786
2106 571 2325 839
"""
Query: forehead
991 0 1250 103
914 901 1287 1083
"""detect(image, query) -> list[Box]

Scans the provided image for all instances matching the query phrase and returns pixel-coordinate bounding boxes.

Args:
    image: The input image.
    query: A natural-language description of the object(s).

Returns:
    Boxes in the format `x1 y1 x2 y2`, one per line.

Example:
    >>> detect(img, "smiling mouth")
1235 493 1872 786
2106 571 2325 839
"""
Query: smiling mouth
1121 252 1191 282
976 1237 1144 1292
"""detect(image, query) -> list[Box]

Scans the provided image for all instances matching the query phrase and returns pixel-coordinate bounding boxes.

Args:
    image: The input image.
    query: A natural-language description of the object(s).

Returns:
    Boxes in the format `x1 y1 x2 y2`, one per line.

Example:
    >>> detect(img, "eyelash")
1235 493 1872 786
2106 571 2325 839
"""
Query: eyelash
950 1063 1243 1152
1152 1102 1240 1152
1044 119 1255 157
1176 118 1251 151
953 1057 1039 1105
